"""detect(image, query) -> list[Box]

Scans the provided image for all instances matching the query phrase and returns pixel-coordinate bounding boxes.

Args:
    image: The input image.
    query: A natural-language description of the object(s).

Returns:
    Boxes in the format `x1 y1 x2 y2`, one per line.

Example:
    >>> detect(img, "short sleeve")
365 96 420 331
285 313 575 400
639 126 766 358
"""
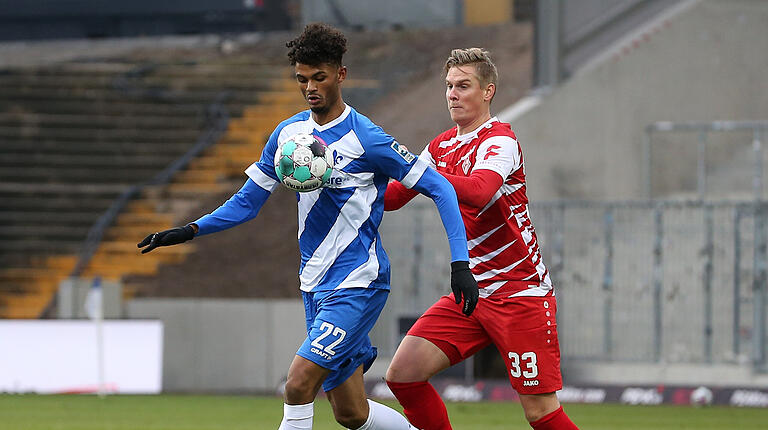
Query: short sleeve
472 135 521 179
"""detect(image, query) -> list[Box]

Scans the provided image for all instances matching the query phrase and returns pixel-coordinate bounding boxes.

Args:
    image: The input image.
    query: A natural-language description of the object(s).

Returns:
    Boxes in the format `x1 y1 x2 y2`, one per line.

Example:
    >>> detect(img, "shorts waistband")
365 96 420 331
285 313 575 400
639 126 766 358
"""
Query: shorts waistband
479 280 552 298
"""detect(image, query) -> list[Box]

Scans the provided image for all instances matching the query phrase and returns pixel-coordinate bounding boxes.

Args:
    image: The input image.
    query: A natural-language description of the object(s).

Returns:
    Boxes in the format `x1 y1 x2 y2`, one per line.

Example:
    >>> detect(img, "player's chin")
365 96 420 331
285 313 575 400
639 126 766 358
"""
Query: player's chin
449 110 465 123
309 105 329 114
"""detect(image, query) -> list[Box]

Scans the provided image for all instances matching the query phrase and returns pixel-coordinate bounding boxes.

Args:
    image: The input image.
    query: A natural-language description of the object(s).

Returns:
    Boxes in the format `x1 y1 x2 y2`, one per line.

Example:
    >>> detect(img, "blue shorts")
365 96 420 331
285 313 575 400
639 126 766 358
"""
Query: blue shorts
297 287 388 392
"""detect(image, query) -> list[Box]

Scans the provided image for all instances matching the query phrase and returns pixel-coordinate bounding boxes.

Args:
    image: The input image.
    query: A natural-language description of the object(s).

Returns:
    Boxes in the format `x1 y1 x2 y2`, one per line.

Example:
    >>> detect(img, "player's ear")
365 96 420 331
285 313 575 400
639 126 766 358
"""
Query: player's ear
337 66 347 83
484 83 495 102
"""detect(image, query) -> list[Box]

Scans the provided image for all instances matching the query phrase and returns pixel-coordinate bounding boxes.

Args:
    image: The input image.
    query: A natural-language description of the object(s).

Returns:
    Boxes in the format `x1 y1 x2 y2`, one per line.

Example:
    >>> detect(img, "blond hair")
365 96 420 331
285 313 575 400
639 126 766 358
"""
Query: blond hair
444 48 498 88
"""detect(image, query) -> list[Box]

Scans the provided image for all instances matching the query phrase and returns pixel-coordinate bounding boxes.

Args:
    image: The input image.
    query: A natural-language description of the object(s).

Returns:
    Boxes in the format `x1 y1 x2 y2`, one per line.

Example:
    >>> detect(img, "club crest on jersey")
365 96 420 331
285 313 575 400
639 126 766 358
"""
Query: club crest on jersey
332 149 343 165
462 158 471 174
390 141 415 163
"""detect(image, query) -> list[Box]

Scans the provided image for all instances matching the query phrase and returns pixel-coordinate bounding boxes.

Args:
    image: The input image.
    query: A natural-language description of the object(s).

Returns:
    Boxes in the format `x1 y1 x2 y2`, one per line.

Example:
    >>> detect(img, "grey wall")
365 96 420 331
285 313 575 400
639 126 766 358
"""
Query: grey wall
126 298 305 393
560 0 678 79
505 0 768 200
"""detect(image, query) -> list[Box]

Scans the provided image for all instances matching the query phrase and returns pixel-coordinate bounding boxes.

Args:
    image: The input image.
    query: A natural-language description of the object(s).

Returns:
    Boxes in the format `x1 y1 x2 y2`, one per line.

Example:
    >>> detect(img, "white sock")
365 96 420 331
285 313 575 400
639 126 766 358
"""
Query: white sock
355 399 418 430
278 402 313 430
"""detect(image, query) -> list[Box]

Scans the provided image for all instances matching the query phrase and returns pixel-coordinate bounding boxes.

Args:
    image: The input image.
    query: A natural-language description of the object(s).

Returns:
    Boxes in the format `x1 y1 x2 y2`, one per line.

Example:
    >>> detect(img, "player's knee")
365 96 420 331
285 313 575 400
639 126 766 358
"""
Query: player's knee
387 358 436 383
283 377 316 404
385 361 418 383
384 363 402 383
333 407 367 429
521 393 560 423
524 407 547 423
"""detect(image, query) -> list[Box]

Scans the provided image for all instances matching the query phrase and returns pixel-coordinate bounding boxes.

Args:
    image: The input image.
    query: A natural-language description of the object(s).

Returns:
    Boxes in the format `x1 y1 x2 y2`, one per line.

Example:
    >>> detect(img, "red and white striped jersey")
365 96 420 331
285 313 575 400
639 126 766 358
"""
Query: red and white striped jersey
421 117 552 298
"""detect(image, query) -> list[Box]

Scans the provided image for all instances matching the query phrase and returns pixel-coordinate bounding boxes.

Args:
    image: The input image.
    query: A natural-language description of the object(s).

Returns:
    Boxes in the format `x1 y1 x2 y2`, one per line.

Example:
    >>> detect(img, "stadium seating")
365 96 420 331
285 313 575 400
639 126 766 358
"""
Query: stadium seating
0 53 305 318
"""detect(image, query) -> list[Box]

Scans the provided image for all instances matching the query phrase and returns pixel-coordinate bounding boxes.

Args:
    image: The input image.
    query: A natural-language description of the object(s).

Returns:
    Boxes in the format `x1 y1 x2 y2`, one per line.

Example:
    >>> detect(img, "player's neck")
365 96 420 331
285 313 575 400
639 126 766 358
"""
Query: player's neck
456 112 492 136
312 99 346 126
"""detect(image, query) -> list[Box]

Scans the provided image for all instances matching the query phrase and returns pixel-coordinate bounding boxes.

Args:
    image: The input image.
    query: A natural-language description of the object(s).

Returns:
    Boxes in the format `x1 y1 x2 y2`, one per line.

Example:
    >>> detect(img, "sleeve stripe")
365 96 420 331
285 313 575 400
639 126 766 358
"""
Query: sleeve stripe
245 163 280 192
418 144 437 168
400 156 430 189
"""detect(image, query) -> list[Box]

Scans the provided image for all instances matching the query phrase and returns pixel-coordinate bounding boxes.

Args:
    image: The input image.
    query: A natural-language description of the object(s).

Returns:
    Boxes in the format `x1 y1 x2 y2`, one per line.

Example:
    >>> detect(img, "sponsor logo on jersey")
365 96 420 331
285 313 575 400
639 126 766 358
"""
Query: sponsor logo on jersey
390 141 415 163
323 170 374 188
523 380 539 387
324 175 345 187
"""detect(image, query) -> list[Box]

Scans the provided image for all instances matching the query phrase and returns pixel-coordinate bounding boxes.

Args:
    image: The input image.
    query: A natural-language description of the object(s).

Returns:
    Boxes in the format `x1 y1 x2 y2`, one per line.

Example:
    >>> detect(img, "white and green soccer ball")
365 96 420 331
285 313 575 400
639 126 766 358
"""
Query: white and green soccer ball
274 133 334 192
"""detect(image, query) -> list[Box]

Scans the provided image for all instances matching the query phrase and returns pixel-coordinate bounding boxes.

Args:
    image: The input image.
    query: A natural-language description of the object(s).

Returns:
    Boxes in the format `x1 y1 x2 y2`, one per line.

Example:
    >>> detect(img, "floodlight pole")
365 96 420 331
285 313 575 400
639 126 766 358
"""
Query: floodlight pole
534 0 562 88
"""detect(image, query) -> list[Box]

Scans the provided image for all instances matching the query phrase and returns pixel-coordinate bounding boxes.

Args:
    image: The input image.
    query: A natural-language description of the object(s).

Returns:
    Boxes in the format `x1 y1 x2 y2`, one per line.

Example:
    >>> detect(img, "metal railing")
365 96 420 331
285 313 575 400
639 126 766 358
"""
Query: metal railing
380 199 768 371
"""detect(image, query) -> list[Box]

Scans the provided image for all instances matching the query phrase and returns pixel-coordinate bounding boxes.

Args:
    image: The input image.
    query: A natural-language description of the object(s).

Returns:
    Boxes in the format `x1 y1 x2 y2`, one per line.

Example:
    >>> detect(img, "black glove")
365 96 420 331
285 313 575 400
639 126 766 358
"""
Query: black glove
137 225 196 254
450 261 479 316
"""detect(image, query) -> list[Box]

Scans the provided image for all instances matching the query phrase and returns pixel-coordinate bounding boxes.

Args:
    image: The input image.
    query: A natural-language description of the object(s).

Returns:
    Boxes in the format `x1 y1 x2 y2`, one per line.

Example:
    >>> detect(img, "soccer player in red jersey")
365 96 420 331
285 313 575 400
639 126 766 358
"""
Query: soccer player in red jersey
384 48 579 430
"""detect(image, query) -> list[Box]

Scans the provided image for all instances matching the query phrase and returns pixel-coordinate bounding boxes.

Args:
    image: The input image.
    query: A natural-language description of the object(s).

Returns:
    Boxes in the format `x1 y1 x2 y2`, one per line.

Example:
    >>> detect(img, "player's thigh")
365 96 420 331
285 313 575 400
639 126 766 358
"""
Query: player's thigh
284 354 330 404
298 288 387 392
387 334 451 382
398 295 490 371
481 295 563 394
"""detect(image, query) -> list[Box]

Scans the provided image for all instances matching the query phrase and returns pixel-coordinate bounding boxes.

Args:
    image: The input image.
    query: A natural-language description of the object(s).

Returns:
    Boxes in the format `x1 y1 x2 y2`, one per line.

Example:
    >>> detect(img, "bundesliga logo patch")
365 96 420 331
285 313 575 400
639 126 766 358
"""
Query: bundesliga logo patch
390 141 415 163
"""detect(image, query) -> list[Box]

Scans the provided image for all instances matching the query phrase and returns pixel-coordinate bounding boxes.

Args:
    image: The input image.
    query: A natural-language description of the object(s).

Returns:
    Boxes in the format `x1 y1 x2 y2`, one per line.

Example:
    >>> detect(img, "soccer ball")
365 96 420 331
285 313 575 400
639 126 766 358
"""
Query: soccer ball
690 386 713 407
274 133 333 192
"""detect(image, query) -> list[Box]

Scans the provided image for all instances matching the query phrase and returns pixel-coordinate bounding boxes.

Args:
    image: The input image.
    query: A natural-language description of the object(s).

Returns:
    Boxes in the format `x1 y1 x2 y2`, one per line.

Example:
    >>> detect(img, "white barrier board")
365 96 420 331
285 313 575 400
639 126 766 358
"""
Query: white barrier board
0 320 163 394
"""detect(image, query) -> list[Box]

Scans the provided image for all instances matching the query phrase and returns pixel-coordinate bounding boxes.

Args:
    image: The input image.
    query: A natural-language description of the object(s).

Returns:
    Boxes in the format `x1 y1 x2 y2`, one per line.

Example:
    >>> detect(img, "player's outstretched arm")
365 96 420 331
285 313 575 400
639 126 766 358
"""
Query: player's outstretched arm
137 225 196 254
137 179 271 254
410 168 479 316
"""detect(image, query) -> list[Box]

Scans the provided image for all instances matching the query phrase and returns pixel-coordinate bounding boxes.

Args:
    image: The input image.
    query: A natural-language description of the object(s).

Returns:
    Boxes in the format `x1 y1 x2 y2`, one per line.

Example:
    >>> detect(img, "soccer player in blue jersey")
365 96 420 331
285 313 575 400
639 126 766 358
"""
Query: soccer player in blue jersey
138 23 478 430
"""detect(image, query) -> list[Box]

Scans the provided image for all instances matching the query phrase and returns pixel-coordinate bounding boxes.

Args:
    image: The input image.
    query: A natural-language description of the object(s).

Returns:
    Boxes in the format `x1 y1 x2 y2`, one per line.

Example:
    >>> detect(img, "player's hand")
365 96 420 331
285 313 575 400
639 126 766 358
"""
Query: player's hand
450 261 479 316
137 225 195 254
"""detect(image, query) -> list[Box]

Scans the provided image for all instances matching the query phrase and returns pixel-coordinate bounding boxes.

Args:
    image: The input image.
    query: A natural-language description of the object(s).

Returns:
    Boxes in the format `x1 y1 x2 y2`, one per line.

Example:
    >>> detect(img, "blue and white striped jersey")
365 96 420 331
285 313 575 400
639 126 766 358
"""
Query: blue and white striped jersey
245 105 430 292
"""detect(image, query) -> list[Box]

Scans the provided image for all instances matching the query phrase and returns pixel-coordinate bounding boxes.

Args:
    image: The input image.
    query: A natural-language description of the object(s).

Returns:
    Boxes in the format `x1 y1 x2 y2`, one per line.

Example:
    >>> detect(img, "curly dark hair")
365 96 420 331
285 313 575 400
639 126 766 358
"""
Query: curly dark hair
286 23 347 67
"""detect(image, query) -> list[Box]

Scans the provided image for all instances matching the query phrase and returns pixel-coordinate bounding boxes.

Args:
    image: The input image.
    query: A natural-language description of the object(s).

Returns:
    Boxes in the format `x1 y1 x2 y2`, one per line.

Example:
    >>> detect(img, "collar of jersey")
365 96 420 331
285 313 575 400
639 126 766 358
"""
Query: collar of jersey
308 104 352 132
453 116 499 143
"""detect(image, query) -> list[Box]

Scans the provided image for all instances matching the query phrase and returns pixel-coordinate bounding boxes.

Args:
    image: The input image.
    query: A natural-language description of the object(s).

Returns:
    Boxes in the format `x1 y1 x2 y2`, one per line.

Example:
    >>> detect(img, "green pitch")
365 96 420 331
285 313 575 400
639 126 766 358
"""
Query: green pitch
1 394 766 429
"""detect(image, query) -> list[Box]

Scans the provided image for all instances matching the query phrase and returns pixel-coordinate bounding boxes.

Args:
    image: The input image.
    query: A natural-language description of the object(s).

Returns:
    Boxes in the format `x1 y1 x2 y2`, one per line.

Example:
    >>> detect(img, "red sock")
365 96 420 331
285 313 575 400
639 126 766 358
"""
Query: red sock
386 380 452 430
530 406 579 430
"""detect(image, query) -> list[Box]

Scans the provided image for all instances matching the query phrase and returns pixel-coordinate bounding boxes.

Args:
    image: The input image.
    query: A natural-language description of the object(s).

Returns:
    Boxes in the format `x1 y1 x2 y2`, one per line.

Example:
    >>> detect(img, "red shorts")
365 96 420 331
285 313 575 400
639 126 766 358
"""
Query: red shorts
407 284 562 394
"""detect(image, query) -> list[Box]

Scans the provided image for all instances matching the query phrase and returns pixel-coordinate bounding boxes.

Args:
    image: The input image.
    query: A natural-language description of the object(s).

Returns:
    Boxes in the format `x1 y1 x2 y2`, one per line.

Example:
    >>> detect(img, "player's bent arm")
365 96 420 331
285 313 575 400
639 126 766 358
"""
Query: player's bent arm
410 168 479 315
410 168 468 262
383 180 419 211
364 130 479 314
137 179 270 253
440 169 504 208
193 179 270 235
